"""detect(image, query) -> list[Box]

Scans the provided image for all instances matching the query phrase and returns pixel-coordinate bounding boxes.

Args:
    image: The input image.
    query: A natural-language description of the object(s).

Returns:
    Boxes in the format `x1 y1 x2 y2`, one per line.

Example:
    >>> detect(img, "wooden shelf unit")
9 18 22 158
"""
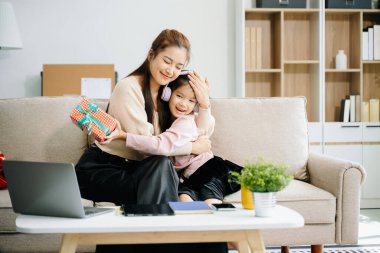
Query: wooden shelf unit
325 9 380 122
244 8 320 122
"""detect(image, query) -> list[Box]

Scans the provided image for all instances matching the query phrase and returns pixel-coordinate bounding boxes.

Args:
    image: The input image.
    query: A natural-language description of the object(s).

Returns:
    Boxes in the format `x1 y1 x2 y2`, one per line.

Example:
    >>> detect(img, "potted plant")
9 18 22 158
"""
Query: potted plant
230 157 293 217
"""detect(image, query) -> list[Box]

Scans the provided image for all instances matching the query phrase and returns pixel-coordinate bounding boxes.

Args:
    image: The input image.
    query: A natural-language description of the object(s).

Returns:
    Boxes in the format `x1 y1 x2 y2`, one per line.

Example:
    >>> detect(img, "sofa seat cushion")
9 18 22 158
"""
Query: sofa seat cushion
224 180 336 224
0 190 11 208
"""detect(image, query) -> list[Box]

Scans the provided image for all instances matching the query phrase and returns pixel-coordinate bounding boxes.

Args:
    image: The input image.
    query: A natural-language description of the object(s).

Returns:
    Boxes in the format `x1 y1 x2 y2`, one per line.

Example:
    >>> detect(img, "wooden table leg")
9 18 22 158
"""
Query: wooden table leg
59 234 78 253
235 240 252 253
245 230 266 253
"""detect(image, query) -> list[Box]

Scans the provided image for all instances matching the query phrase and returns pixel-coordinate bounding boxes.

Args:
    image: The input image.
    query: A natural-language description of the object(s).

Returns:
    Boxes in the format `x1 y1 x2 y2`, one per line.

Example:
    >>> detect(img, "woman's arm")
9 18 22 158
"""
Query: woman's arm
108 77 154 136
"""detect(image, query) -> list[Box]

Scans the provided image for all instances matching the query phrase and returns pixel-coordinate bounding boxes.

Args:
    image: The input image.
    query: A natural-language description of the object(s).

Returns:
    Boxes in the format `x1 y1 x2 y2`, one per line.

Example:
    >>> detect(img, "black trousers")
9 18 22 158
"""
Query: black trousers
75 144 179 205
179 156 242 201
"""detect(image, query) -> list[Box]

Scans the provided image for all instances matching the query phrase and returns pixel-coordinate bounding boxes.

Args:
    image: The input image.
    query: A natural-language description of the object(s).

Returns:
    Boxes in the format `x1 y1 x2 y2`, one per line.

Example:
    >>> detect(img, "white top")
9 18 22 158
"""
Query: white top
16 205 304 234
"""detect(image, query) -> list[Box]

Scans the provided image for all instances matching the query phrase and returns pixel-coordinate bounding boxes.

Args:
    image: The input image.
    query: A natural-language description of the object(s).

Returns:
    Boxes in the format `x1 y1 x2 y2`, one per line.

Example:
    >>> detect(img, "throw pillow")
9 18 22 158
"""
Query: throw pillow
0 152 6 189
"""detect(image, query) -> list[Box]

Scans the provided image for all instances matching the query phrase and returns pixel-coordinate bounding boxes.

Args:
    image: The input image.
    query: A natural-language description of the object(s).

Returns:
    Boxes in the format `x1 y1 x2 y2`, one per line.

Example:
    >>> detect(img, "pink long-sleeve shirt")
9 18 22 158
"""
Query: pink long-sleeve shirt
126 114 214 179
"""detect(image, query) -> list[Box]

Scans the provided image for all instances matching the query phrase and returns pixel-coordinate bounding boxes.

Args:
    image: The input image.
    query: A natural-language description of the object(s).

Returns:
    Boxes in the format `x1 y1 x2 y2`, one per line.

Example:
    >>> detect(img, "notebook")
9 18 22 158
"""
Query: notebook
121 203 175 216
168 201 214 214
3 160 114 218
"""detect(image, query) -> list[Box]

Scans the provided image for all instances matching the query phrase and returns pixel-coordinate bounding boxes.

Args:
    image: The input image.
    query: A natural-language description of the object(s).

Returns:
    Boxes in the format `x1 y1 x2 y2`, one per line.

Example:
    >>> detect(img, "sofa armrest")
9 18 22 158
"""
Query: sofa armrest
307 152 366 244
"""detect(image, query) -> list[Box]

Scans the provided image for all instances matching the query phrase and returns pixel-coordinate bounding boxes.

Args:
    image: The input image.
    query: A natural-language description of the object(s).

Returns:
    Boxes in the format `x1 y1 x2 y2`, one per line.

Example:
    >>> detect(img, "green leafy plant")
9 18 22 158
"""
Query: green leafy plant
230 157 293 193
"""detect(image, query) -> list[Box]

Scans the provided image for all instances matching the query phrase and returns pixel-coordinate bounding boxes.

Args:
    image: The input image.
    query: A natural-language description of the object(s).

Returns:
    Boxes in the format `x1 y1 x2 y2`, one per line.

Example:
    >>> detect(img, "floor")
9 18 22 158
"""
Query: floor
358 208 380 245
229 208 380 253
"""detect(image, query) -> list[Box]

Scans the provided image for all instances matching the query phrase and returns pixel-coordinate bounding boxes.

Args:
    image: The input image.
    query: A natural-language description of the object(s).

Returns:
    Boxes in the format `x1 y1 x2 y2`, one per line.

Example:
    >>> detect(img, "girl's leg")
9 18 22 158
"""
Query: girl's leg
178 183 198 201
198 177 226 203
179 194 193 202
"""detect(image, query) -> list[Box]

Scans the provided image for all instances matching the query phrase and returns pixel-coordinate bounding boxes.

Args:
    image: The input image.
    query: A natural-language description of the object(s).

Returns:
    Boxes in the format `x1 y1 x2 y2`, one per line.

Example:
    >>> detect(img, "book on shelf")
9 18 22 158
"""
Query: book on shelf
369 27 374 61
245 27 251 70
250 27 257 69
350 95 356 122
256 26 262 69
340 99 351 123
355 95 361 122
168 201 213 214
247 26 262 70
374 25 380 60
363 30 369 60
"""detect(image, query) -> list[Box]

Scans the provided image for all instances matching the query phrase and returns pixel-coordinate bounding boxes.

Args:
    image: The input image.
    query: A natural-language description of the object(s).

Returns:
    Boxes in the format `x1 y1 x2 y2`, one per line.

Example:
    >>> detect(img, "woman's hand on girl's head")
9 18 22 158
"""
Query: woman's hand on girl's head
187 71 211 110
99 120 127 145
191 135 211 155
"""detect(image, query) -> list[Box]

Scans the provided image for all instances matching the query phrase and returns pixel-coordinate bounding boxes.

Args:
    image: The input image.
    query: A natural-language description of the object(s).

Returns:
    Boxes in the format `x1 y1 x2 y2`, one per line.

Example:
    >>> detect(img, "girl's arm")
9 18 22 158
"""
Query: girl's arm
102 116 198 156
187 71 215 136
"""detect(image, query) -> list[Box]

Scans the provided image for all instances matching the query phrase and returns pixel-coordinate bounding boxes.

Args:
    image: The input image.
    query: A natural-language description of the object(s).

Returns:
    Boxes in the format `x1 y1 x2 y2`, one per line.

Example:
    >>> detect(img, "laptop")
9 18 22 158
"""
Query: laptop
3 160 114 218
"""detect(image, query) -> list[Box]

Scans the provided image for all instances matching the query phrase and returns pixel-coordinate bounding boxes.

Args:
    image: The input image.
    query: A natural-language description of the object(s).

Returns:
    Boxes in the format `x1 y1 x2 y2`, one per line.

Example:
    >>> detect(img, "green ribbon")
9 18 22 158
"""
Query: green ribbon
76 102 110 136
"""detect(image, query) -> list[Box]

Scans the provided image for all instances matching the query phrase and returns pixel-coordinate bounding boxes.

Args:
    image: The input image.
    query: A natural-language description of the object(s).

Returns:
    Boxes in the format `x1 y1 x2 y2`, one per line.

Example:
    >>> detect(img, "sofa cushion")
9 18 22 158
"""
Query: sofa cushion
210 97 309 180
224 180 336 224
0 97 87 163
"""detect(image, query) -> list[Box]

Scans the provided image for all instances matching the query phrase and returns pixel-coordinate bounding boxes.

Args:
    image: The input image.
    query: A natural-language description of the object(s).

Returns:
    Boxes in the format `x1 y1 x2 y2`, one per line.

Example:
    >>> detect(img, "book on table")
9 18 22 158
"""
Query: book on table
168 201 213 214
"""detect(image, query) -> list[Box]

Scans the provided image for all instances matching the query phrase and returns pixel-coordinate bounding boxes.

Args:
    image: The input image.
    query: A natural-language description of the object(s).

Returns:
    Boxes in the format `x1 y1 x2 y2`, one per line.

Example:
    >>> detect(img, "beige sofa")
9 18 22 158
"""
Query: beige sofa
0 96 365 253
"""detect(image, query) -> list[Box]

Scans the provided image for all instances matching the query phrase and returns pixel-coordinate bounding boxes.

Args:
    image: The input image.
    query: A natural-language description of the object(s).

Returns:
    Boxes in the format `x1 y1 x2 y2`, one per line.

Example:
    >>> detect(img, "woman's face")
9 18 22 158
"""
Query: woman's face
149 46 187 86
169 84 197 119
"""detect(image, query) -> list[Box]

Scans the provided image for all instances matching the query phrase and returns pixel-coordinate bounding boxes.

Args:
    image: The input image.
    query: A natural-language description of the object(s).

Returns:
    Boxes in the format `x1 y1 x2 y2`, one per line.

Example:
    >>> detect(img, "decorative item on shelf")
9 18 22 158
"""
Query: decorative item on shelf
326 0 372 9
362 101 370 122
0 152 6 190
369 98 380 122
335 50 347 70
230 157 292 217
372 0 379 9
257 0 306 8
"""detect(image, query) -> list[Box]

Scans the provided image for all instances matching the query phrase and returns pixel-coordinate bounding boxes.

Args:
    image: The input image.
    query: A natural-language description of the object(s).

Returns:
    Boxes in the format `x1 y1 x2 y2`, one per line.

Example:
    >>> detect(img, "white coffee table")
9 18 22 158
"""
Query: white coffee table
16 205 304 253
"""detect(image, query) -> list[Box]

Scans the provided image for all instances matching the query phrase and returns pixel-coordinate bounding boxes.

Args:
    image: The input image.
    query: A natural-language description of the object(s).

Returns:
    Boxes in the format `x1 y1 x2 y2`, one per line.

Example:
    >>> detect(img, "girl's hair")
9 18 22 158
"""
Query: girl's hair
160 75 192 131
128 29 191 132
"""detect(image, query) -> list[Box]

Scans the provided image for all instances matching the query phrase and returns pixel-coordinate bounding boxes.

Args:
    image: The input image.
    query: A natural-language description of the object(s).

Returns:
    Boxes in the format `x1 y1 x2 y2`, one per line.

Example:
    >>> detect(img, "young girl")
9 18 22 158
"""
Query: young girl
102 73 242 205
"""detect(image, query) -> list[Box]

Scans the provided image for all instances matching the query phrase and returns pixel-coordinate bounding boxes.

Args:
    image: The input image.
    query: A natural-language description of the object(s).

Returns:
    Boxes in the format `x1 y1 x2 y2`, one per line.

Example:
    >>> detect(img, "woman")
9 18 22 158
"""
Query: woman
76 29 227 253
75 29 213 205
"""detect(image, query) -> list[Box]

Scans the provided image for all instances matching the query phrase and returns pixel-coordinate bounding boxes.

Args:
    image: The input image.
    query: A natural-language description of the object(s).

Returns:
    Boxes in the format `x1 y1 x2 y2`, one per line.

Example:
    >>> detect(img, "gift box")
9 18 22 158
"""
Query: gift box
0 152 6 190
70 98 117 142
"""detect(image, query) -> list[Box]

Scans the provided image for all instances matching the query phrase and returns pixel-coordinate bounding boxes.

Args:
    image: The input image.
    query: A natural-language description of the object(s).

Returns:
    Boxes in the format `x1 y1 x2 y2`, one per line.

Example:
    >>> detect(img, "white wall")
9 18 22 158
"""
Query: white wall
0 0 236 99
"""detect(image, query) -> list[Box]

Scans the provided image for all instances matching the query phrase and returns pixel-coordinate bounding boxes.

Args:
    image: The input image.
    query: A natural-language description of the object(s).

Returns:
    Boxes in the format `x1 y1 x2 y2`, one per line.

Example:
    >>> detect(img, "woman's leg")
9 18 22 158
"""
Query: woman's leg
131 155 179 204
75 145 178 205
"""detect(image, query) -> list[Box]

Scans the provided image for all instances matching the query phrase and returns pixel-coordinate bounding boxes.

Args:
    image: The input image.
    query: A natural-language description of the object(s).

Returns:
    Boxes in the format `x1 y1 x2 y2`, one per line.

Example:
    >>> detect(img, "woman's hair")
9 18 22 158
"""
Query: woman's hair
128 29 191 132
159 75 192 131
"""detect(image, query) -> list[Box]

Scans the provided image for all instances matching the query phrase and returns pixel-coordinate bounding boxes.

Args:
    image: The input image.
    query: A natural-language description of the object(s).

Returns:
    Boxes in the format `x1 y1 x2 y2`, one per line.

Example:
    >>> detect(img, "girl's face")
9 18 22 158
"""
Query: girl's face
149 46 187 87
169 84 197 119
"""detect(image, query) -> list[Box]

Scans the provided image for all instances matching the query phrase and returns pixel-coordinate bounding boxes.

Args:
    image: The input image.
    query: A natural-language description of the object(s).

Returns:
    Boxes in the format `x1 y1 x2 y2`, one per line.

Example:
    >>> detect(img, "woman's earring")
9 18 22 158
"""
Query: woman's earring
161 84 172 102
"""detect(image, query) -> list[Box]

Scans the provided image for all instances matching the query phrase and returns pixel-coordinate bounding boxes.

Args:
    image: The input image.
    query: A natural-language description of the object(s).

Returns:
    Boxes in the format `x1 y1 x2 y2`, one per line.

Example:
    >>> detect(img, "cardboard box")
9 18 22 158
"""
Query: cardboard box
325 0 371 9
42 64 116 97
70 98 117 142
257 0 306 8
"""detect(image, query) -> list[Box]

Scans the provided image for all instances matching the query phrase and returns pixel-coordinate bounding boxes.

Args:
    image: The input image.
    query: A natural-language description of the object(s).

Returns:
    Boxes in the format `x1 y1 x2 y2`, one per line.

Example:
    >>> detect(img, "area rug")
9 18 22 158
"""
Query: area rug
265 245 380 253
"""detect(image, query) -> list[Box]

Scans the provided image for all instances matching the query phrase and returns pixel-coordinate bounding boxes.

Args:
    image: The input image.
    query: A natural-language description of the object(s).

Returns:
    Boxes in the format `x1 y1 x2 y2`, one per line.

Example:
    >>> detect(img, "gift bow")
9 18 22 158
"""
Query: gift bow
76 102 110 136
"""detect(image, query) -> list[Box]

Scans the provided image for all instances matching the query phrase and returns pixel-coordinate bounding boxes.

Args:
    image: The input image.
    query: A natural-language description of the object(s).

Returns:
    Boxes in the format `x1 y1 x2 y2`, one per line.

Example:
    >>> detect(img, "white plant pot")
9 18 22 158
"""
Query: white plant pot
253 192 277 217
